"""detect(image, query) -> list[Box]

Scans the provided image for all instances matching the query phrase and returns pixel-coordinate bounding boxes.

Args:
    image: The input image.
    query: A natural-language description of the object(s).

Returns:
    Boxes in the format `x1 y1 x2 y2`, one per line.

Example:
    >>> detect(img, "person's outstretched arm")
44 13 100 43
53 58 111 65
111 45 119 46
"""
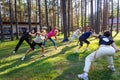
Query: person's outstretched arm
29 32 36 37
112 42 120 52
92 33 99 38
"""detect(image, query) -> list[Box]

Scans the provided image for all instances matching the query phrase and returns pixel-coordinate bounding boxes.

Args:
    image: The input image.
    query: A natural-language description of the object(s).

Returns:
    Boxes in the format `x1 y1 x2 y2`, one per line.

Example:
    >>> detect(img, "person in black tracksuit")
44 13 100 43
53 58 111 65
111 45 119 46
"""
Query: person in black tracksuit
75 29 93 53
13 28 37 53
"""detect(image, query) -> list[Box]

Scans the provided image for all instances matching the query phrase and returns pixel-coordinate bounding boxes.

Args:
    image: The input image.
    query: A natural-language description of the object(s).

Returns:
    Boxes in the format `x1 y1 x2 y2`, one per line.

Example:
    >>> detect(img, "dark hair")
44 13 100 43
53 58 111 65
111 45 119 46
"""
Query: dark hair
22 28 27 34
33 27 37 33
104 30 111 37
89 28 94 32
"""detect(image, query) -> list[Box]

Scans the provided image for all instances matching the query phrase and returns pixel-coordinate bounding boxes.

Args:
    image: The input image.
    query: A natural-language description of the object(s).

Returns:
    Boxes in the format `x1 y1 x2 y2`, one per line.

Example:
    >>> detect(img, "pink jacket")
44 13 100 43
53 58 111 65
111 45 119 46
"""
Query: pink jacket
47 28 57 38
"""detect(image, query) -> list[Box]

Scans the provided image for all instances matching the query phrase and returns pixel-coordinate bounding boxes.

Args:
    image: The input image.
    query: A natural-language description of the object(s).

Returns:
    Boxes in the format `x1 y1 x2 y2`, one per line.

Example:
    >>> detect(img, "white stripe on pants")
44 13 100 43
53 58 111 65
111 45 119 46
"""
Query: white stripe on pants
83 45 116 73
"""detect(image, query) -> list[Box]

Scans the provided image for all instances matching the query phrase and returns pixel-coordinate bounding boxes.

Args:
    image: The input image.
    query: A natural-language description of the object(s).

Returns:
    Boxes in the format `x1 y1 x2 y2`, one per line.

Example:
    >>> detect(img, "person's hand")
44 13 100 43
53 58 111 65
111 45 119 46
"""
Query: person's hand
116 48 120 52
55 38 58 41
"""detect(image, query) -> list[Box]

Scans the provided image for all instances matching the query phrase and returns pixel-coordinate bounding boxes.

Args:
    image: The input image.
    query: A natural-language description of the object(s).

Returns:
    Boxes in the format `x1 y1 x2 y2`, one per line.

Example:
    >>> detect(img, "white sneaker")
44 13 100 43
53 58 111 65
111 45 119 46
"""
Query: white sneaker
42 54 46 57
66 44 69 47
13 51 16 54
21 56 26 61
78 73 88 80
108 65 115 71
85 48 89 50
75 49 79 53
55 46 57 50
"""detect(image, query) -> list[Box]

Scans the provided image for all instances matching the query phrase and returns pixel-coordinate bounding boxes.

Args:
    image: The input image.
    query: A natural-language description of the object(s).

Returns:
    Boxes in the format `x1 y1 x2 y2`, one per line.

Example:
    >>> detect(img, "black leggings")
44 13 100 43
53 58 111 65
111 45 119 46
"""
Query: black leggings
79 39 90 46
14 37 31 52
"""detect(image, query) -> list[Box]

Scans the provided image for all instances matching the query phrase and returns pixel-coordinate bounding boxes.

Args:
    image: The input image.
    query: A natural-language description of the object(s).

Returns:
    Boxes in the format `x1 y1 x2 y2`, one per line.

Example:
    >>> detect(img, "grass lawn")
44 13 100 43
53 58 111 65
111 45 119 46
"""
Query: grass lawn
0 33 120 80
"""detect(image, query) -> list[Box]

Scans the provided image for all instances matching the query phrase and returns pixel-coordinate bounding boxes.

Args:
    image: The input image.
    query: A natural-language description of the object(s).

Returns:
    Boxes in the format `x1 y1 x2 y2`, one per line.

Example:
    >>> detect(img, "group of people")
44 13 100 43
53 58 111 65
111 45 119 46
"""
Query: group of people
65 27 120 80
13 26 58 61
13 26 120 80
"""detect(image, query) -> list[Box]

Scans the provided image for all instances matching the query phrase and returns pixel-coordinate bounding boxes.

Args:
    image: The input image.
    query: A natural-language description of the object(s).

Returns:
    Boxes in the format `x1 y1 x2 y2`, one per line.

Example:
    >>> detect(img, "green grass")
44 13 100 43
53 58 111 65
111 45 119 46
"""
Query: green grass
0 33 120 80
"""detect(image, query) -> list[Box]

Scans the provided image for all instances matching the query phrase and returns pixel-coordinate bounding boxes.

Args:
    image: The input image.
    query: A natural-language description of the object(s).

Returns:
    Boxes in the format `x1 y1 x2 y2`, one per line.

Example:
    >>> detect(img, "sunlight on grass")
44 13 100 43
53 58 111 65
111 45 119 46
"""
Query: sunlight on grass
0 33 120 80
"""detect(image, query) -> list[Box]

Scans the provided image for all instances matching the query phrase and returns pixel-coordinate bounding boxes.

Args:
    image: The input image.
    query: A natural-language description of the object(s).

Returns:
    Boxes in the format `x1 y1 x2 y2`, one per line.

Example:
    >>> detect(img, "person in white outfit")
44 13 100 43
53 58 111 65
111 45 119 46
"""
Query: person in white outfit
78 30 120 80
21 30 46 61
66 28 81 46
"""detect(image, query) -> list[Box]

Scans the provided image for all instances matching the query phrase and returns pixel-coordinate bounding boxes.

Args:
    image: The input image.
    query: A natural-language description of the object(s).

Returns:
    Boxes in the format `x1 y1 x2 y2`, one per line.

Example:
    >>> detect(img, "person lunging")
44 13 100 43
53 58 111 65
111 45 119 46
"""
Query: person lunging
21 30 46 61
77 30 120 80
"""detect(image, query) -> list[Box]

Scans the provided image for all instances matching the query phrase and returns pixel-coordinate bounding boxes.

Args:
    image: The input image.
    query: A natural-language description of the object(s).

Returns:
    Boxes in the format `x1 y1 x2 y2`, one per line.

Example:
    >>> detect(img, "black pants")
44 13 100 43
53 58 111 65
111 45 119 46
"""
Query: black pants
79 38 90 46
30 41 43 50
14 37 31 52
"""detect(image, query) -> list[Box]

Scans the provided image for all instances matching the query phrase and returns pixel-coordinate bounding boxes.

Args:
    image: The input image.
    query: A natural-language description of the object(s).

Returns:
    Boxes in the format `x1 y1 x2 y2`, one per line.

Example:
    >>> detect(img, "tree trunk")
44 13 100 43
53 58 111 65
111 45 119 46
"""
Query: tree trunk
77 2 80 28
57 0 59 28
110 0 113 36
27 0 31 31
81 0 84 32
84 0 86 31
19 0 22 22
0 4 4 41
15 0 19 39
60 0 63 33
95 0 100 33
9 0 14 40
53 1 56 27
117 0 119 33
70 0 73 33
102 0 108 31
90 0 94 29
45 0 49 31
38 0 42 30
75 2 77 29
99 0 102 32
62 0 68 42
35 0 38 29
68 0 70 37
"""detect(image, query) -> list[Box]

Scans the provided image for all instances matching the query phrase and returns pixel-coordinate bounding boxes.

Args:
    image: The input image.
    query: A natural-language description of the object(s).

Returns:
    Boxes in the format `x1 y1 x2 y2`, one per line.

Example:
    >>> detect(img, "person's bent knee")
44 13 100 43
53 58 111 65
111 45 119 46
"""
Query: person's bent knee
86 42 90 44
85 55 93 62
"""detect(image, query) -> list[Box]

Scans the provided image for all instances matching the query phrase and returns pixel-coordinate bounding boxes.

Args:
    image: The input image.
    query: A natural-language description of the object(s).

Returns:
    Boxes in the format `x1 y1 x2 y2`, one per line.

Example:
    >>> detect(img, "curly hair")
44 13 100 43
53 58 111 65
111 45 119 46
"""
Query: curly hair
103 30 111 37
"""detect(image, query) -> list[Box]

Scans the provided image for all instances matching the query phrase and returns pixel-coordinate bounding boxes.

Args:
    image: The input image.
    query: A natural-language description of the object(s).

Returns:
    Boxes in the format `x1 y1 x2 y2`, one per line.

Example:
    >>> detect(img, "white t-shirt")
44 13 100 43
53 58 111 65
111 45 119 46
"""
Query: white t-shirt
34 35 45 43
73 29 80 36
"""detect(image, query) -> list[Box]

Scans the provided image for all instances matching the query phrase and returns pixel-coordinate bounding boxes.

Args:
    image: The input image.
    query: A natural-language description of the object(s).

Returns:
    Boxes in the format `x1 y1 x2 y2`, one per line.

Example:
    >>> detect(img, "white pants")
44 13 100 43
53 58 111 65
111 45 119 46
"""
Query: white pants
83 45 116 73
70 35 79 42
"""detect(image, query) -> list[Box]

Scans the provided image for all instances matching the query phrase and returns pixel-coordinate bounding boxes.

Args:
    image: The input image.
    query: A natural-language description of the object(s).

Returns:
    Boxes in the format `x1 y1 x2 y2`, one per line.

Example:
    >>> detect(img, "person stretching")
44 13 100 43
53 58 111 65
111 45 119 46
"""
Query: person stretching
76 29 93 52
77 30 120 80
21 30 46 61
13 28 37 53
44 26 58 50
66 28 81 46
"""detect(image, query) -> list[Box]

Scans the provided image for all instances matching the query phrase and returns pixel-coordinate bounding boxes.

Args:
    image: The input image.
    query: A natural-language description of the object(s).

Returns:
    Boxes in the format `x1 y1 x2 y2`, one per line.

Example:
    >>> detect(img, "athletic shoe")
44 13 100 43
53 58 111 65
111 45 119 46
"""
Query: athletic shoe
42 54 46 57
75 49 79 53
78 73 88 80
108 65 116 71
85 48 89 50
66 44 69 47
21 56 26 61
34 49 37 51
13 51 16 54
55 46 57 50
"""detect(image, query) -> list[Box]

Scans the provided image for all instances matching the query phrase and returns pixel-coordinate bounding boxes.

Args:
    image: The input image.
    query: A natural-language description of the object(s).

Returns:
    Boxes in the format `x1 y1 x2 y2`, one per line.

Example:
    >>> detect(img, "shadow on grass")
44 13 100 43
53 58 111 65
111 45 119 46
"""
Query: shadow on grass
89 69 115 80
66 53 79 63
58 45 77 54
54 62 115 80
0 46 29 59
0 53 59 77
54 62 84 80
0 50 41 72
0 44 77 78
